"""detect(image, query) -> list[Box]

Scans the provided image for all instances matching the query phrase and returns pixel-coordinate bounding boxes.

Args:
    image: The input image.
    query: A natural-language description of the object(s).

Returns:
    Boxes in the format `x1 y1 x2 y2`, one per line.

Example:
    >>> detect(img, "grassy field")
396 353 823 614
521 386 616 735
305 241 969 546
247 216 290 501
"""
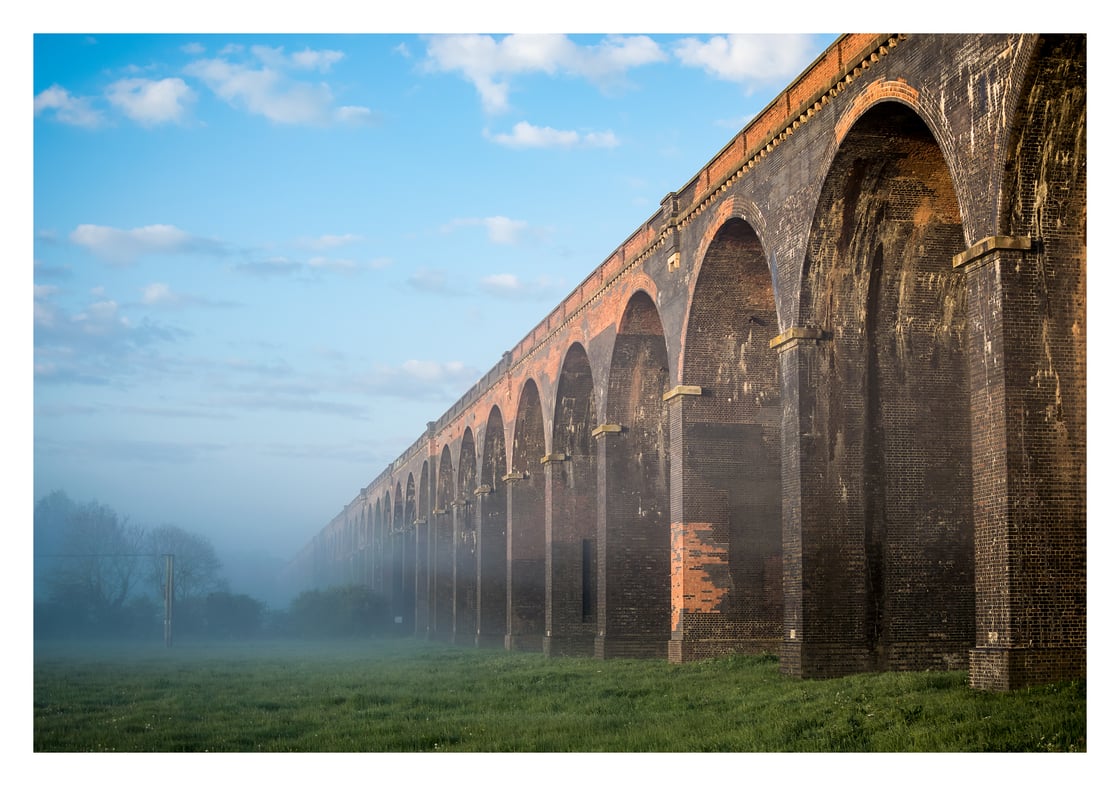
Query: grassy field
33 637 1086 753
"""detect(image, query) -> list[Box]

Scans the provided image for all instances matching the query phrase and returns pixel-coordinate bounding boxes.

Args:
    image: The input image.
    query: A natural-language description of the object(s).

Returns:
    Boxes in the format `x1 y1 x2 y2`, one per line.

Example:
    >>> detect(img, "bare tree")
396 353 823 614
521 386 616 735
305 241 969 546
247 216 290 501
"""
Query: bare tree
145 525 226 602
42 497 147 618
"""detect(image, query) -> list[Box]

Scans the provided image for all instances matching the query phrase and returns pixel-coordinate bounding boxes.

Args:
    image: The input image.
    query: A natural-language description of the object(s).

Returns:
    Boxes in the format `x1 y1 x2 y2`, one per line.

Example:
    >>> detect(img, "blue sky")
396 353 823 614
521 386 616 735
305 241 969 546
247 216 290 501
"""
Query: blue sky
30 26 844 561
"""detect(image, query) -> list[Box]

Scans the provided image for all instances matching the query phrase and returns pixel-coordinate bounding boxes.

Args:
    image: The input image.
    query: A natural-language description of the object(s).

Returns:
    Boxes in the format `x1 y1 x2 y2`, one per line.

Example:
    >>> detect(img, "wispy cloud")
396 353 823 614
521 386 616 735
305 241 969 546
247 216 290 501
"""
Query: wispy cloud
423 34 665 113
297 233 364 250
34 287 188 386
406 267 452 294
105 77 195 126
234 256 303 277
673 34 821 86
34 436 227 465
34 84 104 128
479 273 562 300
70 223 227 265
352 359 481 401
139 282 237 309
184 45 371 126
441 216 529 245
485 121 618 149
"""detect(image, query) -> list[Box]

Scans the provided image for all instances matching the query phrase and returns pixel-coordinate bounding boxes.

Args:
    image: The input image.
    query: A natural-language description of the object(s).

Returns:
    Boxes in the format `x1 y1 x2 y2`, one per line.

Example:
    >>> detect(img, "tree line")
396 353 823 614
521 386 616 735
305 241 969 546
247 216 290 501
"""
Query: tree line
34 491 395 640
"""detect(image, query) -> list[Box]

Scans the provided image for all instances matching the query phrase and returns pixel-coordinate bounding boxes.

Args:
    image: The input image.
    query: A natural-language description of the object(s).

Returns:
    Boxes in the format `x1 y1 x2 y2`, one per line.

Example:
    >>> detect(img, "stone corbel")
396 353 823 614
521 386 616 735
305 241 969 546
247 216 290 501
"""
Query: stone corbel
951 235 1032 271
769 326 831 353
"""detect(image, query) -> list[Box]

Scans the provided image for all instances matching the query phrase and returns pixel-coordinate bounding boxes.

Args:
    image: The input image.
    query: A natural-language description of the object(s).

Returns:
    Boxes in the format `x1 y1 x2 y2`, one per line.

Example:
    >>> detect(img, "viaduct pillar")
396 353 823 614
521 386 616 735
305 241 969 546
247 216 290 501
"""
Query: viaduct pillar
955 237 1087 690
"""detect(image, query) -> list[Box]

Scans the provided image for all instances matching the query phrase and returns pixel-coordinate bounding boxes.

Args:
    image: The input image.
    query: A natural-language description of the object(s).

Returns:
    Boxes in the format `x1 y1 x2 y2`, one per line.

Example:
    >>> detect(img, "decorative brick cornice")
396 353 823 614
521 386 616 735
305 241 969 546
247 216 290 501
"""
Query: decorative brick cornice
952 235 1033 270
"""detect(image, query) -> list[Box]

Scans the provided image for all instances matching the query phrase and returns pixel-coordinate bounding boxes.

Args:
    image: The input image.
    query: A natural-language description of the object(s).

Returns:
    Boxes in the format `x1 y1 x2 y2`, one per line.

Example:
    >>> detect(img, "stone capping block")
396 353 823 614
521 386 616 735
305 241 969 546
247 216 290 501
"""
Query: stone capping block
662 385 703 402
473 484 492 496
591 423 624 438
500 471 529 482
768 326 832 351
540 453 569 464
951 235 1032 269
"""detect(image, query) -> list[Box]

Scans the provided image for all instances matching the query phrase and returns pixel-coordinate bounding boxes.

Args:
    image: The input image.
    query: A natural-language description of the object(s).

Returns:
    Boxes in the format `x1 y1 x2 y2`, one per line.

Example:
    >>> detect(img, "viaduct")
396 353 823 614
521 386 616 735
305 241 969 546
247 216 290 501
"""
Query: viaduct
283 33 1087 691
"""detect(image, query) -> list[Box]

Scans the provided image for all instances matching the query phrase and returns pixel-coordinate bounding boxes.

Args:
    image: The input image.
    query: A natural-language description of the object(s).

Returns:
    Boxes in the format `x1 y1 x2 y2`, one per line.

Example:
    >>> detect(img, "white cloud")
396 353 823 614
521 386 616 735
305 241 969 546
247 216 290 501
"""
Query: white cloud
407 267 450 293
441 216 528 245
70 223 225 265
486 121 618 149
181 42 205 55
424 34 665 113
34 84 103 128
299 233 364 250
184 45 363 125
673 34 820 85
291 48 345 72
308 256 357 272
354 359 480 400
235 257 302 277
185 56 334 125
479 273 561 300
106 77 195 126
335 105 376 125
141 282 176 305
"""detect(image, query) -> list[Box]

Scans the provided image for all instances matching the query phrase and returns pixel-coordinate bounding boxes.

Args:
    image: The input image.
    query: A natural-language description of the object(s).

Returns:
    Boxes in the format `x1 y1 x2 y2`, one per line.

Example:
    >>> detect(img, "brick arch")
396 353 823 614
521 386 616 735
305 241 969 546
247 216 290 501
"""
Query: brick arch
416 461 431 636
797 99 973 675
391 481 406 623
432 444 455 640
478 406 508 647
401 473 417 631
672 215 783 660
454 428 478 643
508 379 546 651
373 497 384 594
548 342 599 655
599 290 671 657
832 78 980 245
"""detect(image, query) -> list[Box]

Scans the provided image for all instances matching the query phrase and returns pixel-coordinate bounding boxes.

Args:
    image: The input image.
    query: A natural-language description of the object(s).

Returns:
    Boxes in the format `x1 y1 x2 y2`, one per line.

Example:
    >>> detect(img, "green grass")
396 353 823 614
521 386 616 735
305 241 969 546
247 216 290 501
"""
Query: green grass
33 638 1085 752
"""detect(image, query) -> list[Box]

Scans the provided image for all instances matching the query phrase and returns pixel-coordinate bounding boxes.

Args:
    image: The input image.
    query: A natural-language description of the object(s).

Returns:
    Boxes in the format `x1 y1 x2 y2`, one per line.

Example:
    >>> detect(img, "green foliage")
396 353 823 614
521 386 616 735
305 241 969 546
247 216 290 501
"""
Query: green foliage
204 592 265 638
33 639 1087 752
34 491 244 642
283 585 392 638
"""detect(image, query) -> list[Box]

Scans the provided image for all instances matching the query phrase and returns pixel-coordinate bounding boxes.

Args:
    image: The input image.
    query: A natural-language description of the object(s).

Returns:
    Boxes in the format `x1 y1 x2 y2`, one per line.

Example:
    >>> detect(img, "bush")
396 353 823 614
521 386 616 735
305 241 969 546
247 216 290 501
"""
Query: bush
285 585 392 638
205 592 265 638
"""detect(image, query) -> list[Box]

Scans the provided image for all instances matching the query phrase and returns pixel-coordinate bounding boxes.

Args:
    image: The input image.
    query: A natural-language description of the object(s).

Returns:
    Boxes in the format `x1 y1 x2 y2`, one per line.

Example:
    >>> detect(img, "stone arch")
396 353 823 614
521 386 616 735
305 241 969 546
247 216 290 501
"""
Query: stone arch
799 99 973 674
673 216 783 660
547 342 599 655
455 428 478 644
478 406 508 647
508 379 546 651
599 290 671 657
433 445 455 640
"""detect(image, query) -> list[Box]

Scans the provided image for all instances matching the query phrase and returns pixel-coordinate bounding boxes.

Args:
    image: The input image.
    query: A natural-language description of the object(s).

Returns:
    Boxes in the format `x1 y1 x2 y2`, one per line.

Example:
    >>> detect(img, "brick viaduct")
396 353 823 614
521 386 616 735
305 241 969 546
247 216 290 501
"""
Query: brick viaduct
283 34 1086 691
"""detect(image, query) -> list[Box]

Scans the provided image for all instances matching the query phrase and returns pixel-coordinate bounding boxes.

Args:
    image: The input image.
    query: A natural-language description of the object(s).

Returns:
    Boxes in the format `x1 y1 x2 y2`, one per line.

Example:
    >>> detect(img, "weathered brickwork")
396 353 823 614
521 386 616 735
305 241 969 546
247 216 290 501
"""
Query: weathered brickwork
283 34 1087 691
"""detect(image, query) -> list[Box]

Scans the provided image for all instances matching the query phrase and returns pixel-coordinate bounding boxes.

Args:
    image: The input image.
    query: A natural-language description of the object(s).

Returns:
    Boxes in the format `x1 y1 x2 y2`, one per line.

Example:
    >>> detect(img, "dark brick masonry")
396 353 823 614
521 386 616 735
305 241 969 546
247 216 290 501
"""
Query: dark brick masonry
285 34 1086 691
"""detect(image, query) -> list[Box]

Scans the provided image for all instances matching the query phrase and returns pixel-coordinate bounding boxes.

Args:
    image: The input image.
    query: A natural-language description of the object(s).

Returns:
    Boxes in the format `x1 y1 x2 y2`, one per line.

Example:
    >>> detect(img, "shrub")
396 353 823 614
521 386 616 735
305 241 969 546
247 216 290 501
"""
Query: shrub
285 585 392 638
